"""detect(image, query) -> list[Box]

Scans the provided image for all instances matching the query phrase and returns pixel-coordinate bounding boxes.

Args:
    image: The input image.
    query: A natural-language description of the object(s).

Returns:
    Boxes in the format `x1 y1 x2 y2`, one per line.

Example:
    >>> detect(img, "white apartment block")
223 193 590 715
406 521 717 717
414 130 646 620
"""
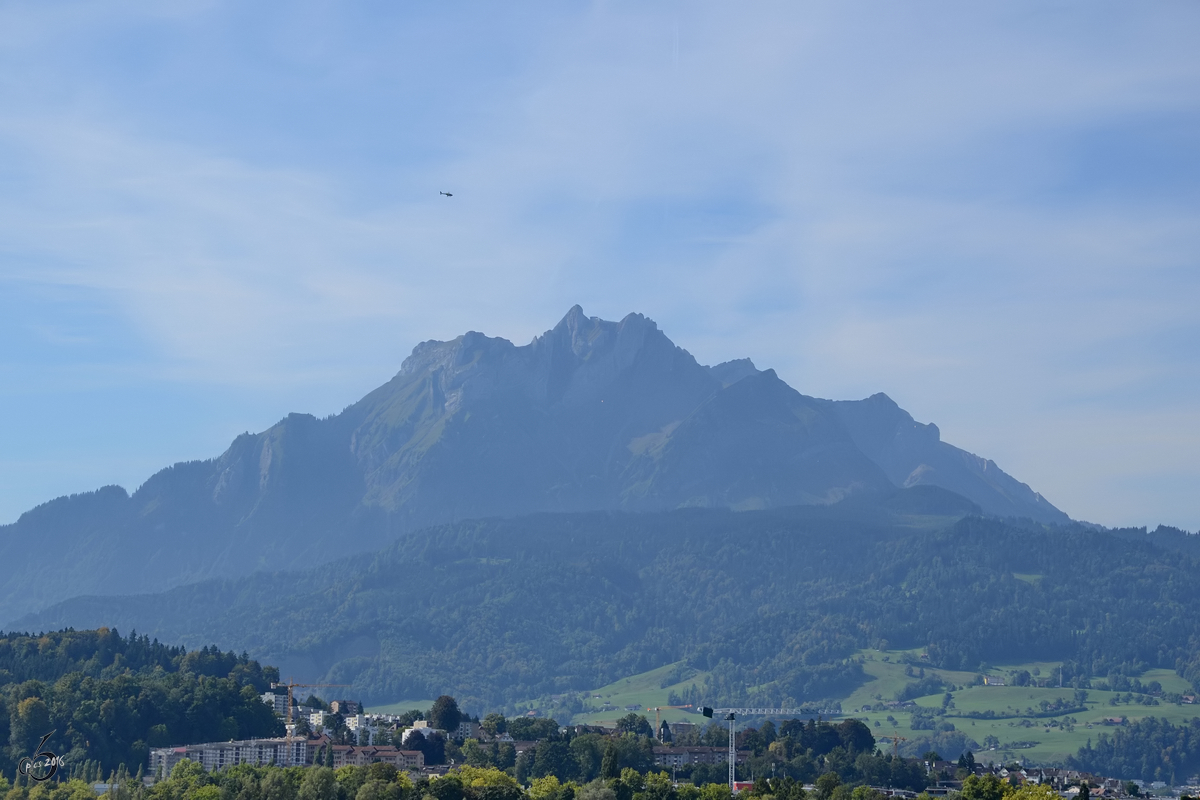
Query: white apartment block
150 738 310 777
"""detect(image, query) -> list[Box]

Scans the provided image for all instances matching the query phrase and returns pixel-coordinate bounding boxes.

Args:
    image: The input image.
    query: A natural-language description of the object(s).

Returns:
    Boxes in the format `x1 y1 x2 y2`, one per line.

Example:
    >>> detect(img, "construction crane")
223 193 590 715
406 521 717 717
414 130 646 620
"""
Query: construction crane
712 707 834 717
647 705 694 741
699 707 835 793
719 711 735 791
697 708 741 792
878 735 907 757
271 679 350 764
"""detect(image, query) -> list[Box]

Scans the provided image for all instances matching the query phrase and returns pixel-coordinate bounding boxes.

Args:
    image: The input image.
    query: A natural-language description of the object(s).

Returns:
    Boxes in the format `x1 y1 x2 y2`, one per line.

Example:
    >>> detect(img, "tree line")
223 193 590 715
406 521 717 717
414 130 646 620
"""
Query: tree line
0 629 282 779
1069 717 1200 784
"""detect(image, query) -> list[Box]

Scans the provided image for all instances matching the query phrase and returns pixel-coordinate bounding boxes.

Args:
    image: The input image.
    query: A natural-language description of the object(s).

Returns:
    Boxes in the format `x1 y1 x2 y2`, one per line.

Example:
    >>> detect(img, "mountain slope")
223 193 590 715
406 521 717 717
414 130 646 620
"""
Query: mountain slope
821 392 1064 521
621 369 894 510
0 306 1066 624
15 500 1199 714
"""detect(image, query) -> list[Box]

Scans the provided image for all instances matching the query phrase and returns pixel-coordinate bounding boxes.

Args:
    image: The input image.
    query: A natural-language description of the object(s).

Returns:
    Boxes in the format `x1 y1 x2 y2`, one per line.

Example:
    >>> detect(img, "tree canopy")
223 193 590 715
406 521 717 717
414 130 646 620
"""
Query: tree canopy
0 629 281 778
430 696 464 733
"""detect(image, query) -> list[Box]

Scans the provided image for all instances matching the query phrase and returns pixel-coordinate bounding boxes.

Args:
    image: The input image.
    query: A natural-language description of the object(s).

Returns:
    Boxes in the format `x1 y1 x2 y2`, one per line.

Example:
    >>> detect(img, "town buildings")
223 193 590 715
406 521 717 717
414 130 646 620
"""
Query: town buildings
149 736 424 776
149 737 310 777
312 740 424 770
260 692 290 717
652 746 747 768
330 701 360 716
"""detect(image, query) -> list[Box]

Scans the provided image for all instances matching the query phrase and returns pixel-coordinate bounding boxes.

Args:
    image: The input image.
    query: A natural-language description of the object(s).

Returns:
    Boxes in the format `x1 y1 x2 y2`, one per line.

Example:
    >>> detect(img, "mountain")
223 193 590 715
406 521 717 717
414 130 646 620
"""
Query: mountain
0 306 1066 624
15 500 1200 713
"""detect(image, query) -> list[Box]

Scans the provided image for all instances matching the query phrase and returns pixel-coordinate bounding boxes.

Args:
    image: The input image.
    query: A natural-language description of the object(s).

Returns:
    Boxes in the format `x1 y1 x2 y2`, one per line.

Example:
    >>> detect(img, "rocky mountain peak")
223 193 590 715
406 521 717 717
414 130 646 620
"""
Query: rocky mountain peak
535 306 661 361
0 306 1071 625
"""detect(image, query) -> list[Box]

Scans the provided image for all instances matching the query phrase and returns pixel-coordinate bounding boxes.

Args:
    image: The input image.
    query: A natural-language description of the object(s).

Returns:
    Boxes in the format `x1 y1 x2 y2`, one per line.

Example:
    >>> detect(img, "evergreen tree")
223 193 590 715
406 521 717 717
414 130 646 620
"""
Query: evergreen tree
601 742 619 780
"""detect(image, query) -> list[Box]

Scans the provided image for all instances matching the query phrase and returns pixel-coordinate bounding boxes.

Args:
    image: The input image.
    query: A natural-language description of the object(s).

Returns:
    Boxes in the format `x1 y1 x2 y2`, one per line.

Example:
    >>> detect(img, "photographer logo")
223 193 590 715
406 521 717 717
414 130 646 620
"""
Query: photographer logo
18 732 64 782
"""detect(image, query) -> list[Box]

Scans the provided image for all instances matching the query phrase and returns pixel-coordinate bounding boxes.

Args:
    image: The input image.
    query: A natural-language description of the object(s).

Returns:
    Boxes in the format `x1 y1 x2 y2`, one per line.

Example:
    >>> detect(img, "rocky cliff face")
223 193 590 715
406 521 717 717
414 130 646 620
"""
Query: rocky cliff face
0 306 1068 624
343 307 722 524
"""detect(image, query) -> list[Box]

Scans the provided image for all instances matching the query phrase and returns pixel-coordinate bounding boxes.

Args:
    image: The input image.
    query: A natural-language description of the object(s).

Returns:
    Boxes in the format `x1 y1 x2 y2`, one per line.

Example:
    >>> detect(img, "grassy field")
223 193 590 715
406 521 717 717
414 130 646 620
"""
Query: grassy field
571 663 713 728
493 650 1200 766
369 650 1198 767
1141 669 1194 695
365 665 712 725
843 650 1200 765
559 662 713 729
367 698 438 715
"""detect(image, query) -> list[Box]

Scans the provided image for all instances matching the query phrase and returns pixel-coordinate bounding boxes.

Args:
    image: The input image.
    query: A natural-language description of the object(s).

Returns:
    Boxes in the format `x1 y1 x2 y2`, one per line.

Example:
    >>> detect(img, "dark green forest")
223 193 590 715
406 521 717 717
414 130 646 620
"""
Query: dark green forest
1069 717 1200 784
17 497 1200 712
0 629 282 778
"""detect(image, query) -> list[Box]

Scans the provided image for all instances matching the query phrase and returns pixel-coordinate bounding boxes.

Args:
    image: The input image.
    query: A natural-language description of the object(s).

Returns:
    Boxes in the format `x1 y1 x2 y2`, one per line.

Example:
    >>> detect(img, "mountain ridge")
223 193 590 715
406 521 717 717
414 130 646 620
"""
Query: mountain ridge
0 306 1067 625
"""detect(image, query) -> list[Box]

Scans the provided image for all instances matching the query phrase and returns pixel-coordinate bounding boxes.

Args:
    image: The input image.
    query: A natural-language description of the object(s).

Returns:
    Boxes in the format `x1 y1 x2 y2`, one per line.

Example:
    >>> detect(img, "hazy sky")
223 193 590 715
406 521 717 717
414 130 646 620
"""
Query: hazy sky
1 2 1197 530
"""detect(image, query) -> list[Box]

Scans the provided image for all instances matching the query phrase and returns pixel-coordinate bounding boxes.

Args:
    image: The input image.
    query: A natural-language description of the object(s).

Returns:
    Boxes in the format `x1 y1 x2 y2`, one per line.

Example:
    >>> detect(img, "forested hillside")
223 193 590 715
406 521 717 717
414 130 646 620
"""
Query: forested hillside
16 495 1200 713
0 629 282 778
1070 717 1200 783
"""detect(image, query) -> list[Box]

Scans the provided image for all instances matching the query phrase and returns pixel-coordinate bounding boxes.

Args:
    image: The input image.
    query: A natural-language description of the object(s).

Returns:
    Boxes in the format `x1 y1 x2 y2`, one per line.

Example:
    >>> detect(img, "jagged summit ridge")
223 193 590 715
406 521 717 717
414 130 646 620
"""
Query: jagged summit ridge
0 306 1069 625
390 307 690 412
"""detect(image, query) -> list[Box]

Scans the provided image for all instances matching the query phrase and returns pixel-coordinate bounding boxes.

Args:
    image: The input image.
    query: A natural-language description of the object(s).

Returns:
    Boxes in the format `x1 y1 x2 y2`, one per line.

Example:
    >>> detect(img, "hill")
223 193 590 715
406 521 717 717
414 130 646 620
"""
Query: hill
0 628 281 778
15 495 1199 715
0 307 1066 624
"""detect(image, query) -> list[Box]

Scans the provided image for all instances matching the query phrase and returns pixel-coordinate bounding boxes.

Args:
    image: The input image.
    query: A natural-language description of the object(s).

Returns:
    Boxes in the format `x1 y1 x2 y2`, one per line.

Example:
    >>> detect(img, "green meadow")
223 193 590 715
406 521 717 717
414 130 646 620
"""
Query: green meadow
833 650 1200 765
566 662 714 729
367 647 1197 767
367 698 440 715
493 650 1199 766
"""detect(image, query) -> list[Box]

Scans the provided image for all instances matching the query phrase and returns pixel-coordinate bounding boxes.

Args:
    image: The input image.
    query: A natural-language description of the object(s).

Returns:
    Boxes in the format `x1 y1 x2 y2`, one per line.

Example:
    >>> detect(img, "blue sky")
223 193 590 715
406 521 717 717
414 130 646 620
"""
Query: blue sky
1 1 1197 529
